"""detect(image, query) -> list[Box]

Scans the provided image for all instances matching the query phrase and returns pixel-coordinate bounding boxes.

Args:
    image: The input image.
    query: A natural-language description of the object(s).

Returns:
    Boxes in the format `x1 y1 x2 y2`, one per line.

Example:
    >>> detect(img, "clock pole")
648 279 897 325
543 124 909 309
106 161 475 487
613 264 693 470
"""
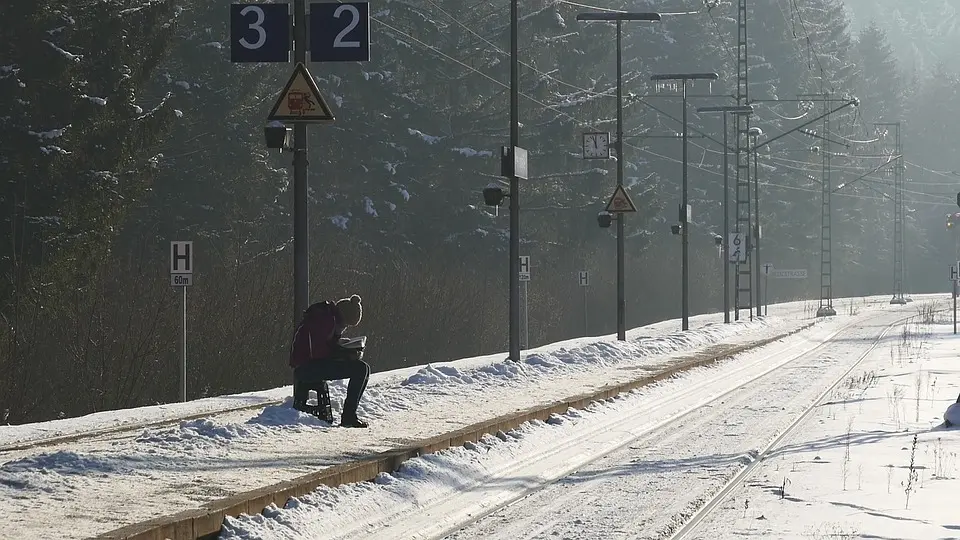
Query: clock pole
577 11 660 341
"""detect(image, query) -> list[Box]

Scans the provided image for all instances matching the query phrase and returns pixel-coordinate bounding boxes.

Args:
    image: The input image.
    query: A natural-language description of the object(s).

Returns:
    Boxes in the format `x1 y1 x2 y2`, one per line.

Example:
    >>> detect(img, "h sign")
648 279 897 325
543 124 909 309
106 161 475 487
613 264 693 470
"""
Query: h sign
578 271 589 287
171 241 193 274
951 262 960 282
519 255 531 281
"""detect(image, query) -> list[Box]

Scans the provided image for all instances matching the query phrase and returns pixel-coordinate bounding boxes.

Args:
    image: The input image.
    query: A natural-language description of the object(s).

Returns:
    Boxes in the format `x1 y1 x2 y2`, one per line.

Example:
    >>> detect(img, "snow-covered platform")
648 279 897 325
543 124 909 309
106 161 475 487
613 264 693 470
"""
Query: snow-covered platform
0 297 909 539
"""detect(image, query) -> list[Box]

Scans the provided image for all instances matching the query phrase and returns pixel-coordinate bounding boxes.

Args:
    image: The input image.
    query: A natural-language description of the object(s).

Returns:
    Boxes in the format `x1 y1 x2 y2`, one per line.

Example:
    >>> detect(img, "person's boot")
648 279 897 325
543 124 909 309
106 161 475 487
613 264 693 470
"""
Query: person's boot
340 413 368 428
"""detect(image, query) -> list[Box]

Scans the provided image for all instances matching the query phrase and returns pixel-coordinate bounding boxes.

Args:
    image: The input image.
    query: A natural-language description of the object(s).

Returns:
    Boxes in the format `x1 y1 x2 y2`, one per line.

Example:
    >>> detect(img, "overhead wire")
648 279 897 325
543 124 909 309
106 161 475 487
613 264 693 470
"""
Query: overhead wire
372 3 956 214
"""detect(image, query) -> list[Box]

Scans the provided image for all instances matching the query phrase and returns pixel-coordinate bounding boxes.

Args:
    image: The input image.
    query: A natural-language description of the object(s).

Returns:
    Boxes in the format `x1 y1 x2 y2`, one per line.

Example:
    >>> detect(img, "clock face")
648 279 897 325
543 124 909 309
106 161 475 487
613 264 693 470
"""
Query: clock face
583 132 610 159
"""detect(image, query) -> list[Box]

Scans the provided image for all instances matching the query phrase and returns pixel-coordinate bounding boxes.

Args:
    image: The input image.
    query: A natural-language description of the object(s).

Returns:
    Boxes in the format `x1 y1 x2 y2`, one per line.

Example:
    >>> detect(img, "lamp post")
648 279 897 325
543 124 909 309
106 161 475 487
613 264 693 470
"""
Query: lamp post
696 105 754 323
651 72 719 331
748 126 763 317
577 11 661 341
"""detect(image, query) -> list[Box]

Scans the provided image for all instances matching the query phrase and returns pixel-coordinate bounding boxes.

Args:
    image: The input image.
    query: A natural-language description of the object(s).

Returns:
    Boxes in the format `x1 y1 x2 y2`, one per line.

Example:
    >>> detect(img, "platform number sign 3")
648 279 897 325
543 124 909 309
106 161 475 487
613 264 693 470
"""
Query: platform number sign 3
310 2 370 62
230 4 291 63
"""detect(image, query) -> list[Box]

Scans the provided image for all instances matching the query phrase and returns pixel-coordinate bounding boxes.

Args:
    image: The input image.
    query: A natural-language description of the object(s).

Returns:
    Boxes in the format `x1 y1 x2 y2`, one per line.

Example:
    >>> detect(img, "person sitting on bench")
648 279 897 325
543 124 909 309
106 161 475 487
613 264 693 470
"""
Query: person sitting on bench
289 294 371 428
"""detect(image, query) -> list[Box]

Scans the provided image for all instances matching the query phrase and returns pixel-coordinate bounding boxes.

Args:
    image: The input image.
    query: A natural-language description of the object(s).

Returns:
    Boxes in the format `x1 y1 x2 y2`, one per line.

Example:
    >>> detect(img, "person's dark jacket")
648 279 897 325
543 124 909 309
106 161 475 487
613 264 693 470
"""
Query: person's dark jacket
289 301 344 367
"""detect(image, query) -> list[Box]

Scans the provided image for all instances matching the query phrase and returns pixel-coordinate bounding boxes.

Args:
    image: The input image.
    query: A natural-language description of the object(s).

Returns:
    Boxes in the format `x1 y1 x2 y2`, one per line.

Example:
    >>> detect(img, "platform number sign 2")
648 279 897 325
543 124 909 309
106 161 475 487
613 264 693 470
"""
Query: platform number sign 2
310 2 370 62
230 4 291 63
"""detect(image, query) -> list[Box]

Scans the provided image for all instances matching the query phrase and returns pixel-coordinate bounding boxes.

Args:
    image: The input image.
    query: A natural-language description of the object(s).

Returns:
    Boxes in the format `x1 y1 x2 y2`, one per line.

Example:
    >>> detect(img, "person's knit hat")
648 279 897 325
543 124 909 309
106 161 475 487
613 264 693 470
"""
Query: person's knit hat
335 294 363 326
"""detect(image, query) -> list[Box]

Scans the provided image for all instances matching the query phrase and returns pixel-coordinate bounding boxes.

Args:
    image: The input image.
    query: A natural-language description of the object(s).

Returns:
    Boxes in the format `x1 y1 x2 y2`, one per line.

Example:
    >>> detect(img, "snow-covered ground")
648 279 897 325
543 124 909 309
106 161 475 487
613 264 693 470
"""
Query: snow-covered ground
0 297 839 539
217 301 934 540
0 295 934 540
693 313 960 539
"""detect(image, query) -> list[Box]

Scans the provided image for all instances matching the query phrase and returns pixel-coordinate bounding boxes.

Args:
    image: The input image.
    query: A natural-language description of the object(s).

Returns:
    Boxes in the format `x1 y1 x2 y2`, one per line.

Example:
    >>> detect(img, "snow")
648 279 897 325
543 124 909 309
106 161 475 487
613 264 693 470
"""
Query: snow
408 128 441 144
362 196 378 217
28 127 69 139
43 40 82 62
453 147 493 158
330 215 350 230
80 95 107 105
2 296 955 540
213 302 960 540
693 319 960 540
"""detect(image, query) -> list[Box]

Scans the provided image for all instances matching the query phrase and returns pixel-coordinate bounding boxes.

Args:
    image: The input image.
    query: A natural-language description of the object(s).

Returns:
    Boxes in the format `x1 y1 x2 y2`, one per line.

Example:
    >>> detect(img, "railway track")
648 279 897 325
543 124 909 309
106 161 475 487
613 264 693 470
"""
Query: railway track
308 309 915 540
664 311 914 540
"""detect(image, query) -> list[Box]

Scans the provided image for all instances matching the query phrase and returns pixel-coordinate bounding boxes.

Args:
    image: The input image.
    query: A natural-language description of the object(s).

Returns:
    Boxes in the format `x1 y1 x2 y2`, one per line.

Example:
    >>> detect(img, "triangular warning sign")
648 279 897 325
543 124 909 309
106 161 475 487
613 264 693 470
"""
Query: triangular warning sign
605 184 637 213
267 63 335 123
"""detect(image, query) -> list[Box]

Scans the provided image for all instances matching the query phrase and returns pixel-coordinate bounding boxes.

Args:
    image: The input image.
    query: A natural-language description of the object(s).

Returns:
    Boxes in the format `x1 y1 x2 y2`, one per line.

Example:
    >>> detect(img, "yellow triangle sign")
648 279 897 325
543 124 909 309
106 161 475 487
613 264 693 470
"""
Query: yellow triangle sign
267 63 335 123
605 184 638 213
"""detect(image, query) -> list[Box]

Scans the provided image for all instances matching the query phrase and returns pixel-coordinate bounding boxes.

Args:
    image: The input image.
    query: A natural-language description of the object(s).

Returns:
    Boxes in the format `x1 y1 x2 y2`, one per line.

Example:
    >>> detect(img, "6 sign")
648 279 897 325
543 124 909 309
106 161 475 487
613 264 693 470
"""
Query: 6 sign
310 2 370 62
230 4 291 62
728 232 746 263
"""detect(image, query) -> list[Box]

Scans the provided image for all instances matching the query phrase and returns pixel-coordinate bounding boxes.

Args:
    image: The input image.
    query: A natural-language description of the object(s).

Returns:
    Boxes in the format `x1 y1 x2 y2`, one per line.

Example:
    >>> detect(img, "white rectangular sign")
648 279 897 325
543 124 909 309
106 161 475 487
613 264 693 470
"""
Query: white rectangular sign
951 262 959 282
578 270 589 287
762 262 774 276
728 233 746 263
519 255 531 282
771 269 808 279
171 274 193 286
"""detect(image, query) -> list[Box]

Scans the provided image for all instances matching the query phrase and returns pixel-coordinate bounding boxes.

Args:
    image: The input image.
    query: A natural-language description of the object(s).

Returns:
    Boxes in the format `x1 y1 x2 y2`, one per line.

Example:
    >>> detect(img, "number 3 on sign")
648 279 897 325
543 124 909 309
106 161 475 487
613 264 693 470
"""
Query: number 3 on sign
239 5 266 49
310 2 371 62
230 3 291 63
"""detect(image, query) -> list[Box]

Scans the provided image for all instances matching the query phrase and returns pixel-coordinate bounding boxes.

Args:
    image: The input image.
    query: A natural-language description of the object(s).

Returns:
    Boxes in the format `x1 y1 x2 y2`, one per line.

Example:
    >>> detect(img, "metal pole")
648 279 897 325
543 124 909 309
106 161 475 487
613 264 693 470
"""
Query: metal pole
508 0 521 360
293 0 309 324
953 282 956 335
681 80 689 331
753 136 761 318
764 273 768 316
722 114 730 323
522 280 529 350
181 285 187 402
584 285 589 335
616 20 626 341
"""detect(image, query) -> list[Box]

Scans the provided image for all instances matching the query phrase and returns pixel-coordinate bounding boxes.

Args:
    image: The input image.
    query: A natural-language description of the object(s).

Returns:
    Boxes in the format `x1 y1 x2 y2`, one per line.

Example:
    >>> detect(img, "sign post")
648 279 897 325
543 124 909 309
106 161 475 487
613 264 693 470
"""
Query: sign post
951 262 959 334
761 262 773 316
579 271 589 335
231 1 370 327
519 256 530 350
605 185 637 341
170 241 193 402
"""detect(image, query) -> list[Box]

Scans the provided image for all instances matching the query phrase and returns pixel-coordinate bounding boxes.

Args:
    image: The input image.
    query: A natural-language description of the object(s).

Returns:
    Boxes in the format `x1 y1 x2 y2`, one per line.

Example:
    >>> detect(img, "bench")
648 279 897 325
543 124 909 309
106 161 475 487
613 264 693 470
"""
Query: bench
293 379 334 423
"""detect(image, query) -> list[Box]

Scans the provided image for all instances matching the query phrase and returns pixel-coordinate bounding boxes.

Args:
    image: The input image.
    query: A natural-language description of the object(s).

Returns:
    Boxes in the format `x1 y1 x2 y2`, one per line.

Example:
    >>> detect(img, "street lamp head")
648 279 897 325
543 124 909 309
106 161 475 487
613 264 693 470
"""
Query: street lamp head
651 72 720 81
576 12 661 22
748 127 763 137
482 183 507 206
597 211 614 228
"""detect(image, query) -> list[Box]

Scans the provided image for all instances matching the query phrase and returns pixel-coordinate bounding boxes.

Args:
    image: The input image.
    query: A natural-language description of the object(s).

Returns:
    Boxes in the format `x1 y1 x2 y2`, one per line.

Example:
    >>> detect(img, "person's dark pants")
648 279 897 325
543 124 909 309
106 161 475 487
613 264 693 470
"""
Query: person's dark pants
294 359 370 418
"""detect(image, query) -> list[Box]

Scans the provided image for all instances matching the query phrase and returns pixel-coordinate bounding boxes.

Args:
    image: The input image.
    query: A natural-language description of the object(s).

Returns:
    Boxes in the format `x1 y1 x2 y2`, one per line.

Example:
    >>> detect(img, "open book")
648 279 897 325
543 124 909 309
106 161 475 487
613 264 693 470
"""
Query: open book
338 336 367 350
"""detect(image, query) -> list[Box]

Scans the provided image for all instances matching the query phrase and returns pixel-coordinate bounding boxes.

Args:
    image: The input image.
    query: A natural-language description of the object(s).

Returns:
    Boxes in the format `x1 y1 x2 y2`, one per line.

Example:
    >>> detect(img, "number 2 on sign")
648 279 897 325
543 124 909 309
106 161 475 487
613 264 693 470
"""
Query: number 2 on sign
333 5 361 48
239 5 266 49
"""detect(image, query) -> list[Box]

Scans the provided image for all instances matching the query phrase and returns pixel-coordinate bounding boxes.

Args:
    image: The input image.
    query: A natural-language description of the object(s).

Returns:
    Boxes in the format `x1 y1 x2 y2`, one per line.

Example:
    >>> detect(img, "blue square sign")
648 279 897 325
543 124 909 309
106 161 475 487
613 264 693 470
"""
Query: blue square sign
230 3 291 63
310 2 370 62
